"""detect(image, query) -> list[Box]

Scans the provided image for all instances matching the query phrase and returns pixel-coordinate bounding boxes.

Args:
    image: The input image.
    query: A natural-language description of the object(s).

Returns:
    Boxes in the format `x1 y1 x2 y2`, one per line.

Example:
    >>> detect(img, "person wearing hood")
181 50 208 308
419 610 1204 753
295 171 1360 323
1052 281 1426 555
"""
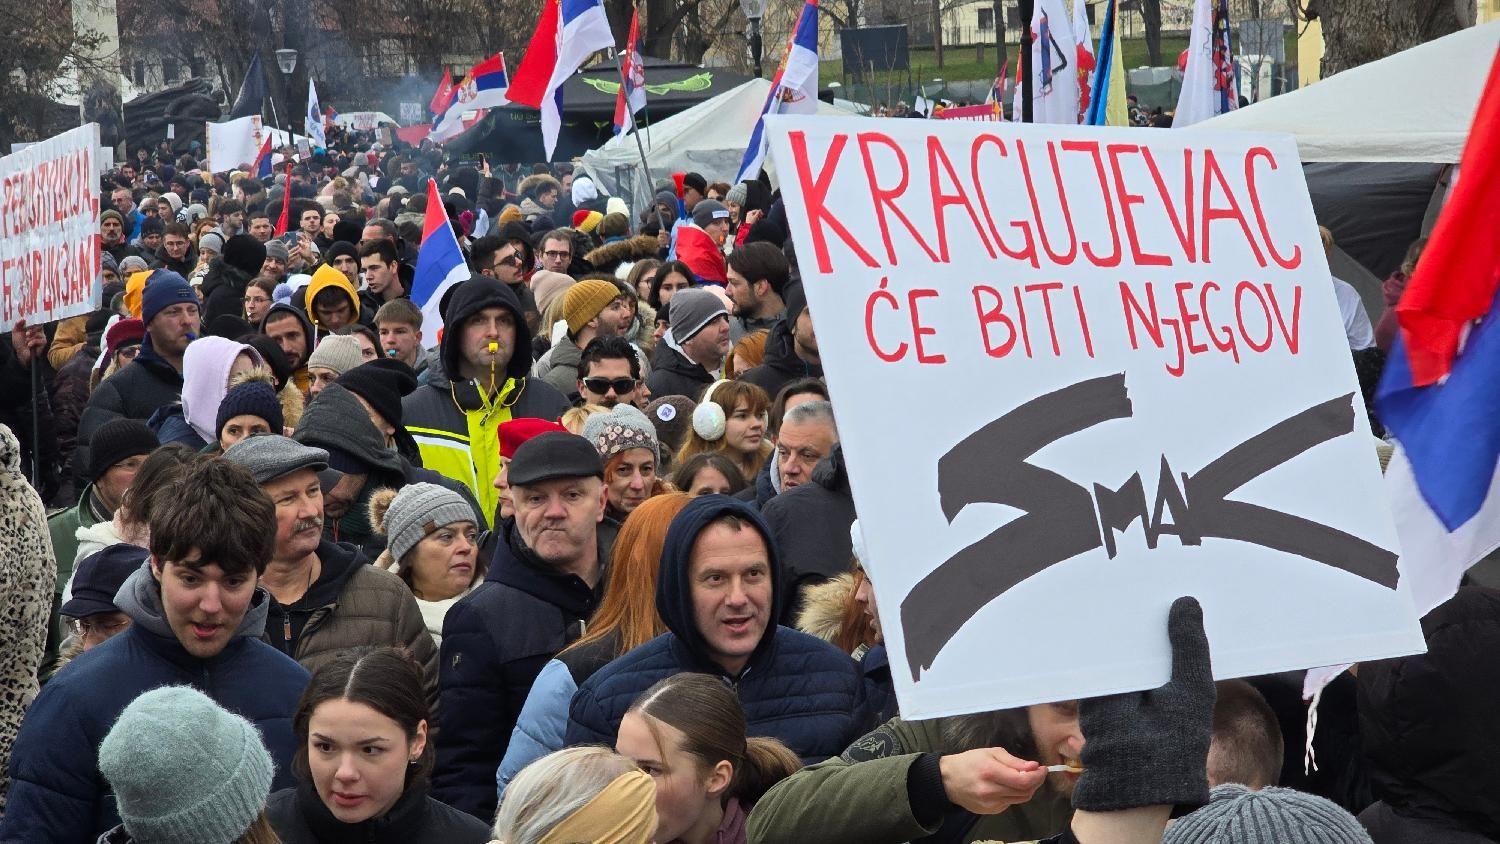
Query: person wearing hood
401 275 570 528
517 174 561 223
564 495 864 763
222 435 439 705
760 442 855 624
741 283 822 400
1357 585 1500 843
74 271 200 486
293 382 484 555
200 233 267 326
147 336 264 449
646 288 730 402
433 431 616 821
302 263 363 335
260 302 317 396
0 456 310 842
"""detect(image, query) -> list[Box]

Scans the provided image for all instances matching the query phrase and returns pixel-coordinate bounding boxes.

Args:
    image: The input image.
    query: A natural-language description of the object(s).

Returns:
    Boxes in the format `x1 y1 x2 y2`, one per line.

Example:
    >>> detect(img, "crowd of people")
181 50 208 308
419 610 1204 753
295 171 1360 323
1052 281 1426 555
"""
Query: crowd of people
0 129 1488 844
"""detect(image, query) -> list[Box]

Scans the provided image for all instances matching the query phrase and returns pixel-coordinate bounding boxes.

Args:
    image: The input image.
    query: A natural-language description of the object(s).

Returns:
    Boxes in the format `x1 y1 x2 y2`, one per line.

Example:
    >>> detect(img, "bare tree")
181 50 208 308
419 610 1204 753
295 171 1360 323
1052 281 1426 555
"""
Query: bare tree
1141 0 1163 65
1296 0 1468 76
0 0 110 148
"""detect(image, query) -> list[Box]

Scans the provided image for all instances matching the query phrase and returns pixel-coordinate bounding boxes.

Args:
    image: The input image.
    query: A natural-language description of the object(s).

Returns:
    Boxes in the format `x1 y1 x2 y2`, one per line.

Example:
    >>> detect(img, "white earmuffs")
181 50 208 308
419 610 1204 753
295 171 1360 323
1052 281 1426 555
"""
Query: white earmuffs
692 379 733 441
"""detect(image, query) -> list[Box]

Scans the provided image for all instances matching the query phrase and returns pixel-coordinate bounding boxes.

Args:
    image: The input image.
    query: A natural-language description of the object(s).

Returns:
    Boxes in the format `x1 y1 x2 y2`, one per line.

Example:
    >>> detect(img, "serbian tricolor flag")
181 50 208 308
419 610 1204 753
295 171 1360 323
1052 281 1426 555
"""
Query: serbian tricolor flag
431 53 509 144
429 68 456 118
253 133 274 179
1374 50 1500 617
736 0 820 182
409 179 470 337
508 0 615 159
613 7 647 134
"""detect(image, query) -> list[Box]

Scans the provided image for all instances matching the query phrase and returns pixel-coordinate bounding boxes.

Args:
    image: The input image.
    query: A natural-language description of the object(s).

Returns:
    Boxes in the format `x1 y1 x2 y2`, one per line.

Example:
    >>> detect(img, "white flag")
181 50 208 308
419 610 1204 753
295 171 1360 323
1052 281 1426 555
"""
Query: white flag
1173 0 1239 127
305 79 326 148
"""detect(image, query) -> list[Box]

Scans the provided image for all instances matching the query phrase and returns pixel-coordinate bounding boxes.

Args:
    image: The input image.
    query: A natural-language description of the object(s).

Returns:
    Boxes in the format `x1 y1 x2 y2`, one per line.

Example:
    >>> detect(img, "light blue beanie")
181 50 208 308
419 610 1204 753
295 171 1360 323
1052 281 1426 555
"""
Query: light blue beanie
98 686 275 843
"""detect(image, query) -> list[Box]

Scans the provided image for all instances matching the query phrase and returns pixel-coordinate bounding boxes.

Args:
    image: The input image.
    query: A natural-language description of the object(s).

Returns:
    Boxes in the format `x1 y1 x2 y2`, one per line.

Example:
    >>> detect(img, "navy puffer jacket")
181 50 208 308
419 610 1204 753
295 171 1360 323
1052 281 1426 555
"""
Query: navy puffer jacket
564 496 864 762
1 562 309 843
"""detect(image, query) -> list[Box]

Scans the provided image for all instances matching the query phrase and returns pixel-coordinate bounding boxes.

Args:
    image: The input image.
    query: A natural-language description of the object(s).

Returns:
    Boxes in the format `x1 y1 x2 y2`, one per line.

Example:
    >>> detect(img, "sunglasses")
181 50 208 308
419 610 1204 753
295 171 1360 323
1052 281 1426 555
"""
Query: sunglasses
582 377 636 395
494 253 523 269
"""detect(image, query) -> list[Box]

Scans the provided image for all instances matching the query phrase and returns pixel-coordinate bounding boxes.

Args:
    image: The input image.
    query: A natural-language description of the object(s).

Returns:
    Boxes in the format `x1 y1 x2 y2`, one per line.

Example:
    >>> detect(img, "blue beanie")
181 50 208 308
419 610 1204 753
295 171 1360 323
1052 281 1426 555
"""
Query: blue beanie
141 270 197 325
216 380 284 440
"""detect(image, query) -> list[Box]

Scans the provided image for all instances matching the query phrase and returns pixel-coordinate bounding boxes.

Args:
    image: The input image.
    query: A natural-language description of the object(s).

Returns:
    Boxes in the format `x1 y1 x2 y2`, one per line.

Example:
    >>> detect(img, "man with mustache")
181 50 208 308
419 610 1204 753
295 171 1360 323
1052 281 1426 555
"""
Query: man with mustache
223 435 438 704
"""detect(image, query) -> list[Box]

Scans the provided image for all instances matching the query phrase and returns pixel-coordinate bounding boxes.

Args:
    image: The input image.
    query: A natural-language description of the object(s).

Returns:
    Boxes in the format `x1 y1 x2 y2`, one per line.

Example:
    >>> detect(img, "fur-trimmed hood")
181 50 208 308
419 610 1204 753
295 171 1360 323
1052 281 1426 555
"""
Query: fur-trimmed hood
584 234 662 275
227 366 303 431
795 572 856 647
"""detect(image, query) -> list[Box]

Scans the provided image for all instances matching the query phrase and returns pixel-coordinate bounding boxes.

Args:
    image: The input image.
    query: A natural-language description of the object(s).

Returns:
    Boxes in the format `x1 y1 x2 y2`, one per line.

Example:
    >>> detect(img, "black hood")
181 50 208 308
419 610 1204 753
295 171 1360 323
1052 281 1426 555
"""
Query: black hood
258 302 315 369
655 495 783 675
757 317 822 380
439 274 534 383
1359 585 1500 838
293 383 403 476
198 256 252 300
811 443 849 493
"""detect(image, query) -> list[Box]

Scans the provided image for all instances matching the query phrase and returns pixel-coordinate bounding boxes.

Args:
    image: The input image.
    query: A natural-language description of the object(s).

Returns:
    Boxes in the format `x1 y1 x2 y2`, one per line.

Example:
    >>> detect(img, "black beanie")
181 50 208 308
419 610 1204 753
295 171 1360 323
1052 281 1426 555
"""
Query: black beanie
87 419 159 482
222 234 267 277
336 358 417 430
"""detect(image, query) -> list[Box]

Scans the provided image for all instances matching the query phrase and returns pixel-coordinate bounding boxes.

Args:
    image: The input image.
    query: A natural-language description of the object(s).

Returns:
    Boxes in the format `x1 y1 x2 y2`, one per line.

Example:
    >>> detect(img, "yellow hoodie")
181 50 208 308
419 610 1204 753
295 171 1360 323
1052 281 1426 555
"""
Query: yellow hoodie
304 264 361 334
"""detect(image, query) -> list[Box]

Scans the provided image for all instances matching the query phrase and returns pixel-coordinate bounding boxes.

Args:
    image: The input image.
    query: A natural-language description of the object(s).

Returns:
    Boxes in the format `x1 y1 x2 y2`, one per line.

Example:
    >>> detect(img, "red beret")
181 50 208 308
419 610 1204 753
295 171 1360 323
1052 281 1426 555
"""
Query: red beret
499 417 568 460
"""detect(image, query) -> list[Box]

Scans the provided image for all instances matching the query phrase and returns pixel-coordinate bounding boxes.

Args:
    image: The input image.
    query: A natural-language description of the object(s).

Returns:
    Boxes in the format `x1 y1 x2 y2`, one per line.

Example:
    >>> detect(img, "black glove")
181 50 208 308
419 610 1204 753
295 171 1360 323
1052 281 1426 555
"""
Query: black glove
1071 596 1215 812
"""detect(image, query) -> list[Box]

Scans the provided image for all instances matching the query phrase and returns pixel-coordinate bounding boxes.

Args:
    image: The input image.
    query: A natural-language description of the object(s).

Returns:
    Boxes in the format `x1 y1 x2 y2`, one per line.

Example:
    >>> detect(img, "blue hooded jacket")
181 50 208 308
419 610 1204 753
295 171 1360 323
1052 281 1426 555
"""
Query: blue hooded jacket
563 496 864 761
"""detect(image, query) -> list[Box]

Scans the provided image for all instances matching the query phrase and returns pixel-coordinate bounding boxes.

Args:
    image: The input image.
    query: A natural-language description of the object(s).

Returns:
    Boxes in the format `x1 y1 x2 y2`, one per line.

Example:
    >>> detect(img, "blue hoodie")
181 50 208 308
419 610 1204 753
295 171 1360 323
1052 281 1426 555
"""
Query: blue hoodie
563 496 865 762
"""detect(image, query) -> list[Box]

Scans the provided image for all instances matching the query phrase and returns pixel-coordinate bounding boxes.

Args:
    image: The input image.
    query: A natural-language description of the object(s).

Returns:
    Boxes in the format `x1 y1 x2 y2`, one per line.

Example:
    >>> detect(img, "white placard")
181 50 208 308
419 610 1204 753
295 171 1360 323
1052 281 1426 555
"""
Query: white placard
205 115 265 174
0 124 102 331
764 115 1426 719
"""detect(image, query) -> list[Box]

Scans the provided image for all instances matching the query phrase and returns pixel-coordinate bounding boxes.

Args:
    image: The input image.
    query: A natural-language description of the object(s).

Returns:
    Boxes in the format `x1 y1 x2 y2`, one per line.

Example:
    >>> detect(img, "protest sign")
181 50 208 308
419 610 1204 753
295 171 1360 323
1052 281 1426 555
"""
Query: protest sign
0 124 101 332
763 115 1425 718
205 115 264 174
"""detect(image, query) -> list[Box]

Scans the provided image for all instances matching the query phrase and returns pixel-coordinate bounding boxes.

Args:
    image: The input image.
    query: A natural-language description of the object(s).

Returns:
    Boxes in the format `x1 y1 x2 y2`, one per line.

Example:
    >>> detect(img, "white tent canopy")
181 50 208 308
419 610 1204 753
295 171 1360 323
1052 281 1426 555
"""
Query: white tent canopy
579 79 854 218
1194 21 1498 163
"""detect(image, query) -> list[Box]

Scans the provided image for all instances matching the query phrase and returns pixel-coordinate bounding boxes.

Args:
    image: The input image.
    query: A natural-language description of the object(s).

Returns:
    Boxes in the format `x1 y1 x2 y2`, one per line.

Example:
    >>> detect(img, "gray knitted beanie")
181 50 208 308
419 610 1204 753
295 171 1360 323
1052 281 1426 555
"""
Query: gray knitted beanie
1162 784 1373 844
98 686 274 843
371 482 477 566
305 334 365 377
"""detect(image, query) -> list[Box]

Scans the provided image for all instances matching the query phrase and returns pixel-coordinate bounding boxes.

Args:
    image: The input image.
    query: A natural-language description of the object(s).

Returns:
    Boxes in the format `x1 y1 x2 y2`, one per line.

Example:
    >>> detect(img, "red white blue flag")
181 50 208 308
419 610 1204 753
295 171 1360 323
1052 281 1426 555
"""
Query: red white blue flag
1375 50 1500 615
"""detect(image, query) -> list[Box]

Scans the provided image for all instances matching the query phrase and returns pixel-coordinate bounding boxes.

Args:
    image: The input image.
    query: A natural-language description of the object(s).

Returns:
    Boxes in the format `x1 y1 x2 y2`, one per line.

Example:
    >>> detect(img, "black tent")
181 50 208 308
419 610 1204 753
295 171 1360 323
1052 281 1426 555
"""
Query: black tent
445 59 755 162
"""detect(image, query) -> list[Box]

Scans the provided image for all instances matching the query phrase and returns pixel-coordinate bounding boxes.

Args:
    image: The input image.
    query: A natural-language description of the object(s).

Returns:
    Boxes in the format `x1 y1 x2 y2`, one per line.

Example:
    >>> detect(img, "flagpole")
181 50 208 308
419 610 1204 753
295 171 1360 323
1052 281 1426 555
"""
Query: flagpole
1020 0 1034 123
616 49 671 235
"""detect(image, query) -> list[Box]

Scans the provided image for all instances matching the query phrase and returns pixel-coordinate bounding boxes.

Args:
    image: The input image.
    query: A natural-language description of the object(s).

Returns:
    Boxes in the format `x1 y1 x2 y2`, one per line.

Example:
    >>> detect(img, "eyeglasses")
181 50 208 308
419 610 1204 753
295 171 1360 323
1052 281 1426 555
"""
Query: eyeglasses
582 377 636 395
494 254 523 270
543 250 571 260
69 617 130 639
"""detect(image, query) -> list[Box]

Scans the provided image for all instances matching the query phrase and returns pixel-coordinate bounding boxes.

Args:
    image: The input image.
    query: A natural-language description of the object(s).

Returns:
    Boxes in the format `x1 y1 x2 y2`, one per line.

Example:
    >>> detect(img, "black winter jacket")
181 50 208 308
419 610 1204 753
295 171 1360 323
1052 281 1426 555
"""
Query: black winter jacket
74 340 182 485
741 317 821 400
266 782 490 844
432 517 618 820
199 257 255 327
565 496 865 764
645 341 715 401
761 444 856 624
1357 585 1500 843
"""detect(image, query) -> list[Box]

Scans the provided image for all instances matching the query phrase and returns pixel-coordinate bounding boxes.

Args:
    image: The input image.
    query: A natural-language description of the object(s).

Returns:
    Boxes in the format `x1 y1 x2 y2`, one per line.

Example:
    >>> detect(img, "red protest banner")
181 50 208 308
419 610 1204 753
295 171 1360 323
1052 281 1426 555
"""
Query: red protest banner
0 124 102 331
